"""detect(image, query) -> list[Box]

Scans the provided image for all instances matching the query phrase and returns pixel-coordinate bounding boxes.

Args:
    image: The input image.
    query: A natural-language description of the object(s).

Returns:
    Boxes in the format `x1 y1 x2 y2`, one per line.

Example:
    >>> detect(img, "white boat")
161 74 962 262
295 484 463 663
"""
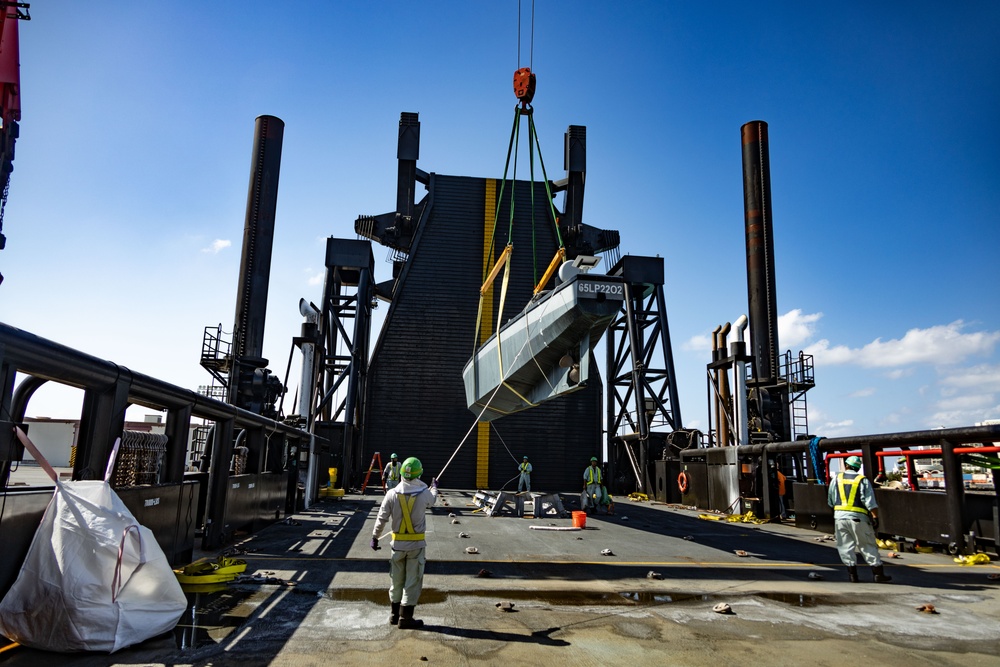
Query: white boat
463 271 625 421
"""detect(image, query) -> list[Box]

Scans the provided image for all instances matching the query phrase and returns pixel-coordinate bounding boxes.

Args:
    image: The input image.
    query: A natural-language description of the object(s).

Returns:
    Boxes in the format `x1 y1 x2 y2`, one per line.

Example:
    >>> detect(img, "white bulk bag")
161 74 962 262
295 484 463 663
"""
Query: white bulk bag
0 428 188 652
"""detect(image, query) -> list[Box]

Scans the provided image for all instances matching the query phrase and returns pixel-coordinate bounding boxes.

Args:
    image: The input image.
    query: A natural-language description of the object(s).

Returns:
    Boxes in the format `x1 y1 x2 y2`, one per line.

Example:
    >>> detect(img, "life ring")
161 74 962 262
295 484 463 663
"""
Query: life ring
677 471 689 494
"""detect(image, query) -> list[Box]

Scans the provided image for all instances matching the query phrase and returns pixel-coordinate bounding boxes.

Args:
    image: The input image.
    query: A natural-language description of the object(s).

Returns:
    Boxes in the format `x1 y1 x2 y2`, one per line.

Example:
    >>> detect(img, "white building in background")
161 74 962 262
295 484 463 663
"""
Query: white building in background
19 415 167 467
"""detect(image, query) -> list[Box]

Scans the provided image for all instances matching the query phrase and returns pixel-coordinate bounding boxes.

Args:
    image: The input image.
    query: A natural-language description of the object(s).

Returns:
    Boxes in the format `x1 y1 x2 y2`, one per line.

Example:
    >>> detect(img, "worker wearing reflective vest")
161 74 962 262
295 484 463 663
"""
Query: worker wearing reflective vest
827 455 891 583
517 456 532 493
371 456 439 628
382 453 401 489
582 456 603 513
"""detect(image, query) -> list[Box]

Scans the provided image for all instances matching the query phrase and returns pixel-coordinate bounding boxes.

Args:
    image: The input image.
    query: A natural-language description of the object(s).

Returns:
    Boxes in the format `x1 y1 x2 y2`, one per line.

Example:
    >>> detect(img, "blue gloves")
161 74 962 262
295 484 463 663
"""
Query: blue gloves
430 477 438 489
370 537 380 551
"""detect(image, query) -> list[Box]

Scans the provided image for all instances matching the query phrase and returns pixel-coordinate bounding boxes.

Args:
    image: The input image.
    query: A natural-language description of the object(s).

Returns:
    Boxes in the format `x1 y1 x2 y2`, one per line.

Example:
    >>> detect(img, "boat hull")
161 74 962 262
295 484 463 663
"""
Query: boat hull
463 274 625 421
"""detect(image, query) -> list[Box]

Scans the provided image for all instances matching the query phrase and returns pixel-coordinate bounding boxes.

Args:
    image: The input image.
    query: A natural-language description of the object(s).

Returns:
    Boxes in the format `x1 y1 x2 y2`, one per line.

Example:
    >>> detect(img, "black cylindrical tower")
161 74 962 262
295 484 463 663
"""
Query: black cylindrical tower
230 115 284 407
741 120 779 384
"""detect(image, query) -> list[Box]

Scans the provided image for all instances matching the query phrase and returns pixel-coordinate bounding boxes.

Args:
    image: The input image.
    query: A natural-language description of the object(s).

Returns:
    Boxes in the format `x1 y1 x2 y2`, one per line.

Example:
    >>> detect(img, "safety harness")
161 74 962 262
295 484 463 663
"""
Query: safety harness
391 492 425 542
834 472 870 515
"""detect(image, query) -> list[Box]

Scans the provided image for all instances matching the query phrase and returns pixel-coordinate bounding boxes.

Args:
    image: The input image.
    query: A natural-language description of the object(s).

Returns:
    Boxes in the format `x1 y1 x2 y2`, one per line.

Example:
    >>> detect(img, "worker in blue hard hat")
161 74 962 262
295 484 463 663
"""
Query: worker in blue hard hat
827 455 891 583
582 456 603 514
382 453 401 489
517 456 532 493
371 456 438 628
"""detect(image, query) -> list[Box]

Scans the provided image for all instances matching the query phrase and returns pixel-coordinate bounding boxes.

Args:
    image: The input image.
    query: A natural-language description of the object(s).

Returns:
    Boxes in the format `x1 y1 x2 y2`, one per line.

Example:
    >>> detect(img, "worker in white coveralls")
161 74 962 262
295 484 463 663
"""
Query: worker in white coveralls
382 453 402 489
827 455 892 584
517 456 532 492
371 456 439 628
582 456 603 514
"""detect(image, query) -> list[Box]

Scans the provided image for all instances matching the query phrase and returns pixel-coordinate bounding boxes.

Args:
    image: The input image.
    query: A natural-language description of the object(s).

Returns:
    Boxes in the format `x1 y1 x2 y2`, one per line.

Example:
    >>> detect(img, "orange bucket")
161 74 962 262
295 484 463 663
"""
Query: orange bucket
572 511 587 528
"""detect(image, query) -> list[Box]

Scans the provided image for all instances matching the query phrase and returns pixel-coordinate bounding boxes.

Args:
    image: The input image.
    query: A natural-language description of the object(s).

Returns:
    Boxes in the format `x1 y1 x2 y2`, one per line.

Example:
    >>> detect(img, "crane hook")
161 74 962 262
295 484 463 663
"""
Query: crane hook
513 67 536 109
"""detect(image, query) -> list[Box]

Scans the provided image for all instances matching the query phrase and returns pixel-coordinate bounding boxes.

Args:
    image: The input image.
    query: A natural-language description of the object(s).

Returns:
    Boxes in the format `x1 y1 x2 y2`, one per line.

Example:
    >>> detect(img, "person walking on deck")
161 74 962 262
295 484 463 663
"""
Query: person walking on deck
827 455 891 583
382 453 401 489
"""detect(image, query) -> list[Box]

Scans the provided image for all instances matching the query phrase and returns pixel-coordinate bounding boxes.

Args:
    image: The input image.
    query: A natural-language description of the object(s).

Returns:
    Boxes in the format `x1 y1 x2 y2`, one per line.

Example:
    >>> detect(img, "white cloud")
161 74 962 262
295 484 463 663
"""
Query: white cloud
818 419 854 437
202 239 232 254
683 333 712 353
806 321 1000 368
307 271 325 287
940 364 1000 393
848 387 875 398
925 407 998 429
778 309 822 348
936 394 995 412
683 309 823 354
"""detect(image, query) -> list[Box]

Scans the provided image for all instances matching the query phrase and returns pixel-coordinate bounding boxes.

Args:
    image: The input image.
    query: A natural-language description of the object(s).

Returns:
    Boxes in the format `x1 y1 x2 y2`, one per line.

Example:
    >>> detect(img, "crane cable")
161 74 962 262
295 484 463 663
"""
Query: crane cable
451 0 568 482
472 1 564 358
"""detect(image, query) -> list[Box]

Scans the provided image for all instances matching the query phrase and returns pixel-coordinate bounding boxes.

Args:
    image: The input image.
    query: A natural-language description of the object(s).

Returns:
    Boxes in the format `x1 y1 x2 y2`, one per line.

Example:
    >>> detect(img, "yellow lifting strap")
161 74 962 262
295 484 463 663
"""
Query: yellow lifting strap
481 244 513 296
392 494 426 541
533 247 566 295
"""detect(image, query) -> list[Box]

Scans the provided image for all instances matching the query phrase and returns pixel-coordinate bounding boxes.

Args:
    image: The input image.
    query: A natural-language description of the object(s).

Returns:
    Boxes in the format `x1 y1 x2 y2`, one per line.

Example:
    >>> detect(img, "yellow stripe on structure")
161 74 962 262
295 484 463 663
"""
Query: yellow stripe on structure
477 422 490 488
480 179 497 345
477 179 497 488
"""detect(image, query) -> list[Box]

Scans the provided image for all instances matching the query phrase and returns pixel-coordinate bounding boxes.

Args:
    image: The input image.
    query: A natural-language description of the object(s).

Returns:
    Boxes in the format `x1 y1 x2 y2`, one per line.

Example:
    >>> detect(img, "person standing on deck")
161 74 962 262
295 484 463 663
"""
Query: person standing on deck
517 456 532 493
372 457 439 628
827 455 891 583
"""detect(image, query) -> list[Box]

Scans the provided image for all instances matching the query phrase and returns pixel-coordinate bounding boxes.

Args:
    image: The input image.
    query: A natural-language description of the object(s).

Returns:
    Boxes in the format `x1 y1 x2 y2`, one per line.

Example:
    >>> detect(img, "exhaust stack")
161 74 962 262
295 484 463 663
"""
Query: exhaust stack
741 120 779 385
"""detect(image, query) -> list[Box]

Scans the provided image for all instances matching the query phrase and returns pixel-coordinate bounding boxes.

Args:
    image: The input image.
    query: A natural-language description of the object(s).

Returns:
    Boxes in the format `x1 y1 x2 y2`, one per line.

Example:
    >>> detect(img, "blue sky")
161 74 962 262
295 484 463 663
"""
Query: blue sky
1 2 998 438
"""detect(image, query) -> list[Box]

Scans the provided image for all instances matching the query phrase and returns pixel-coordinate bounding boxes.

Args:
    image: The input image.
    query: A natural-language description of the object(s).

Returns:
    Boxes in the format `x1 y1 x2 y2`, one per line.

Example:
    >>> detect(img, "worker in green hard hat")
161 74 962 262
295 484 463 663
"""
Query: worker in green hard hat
582 456 603 514
382 453 401 489
371 456 438 628
517 456 532 493
827 455 891 584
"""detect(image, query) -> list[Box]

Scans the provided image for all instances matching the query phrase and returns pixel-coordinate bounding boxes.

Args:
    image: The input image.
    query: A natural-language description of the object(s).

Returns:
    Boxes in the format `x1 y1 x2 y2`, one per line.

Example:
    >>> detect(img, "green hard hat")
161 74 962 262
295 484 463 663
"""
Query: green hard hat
390 453 398 459
590 456 598 462
401 456 423 480
523 456 528 459
845 455 862 470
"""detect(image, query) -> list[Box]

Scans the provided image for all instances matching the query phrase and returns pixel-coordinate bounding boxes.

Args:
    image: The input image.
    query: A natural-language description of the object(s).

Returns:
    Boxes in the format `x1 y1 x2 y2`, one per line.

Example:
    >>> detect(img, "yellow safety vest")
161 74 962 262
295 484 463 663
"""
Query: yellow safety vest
519 463 530 473
585 466 602 485
391 493 425 541
834 473 869 515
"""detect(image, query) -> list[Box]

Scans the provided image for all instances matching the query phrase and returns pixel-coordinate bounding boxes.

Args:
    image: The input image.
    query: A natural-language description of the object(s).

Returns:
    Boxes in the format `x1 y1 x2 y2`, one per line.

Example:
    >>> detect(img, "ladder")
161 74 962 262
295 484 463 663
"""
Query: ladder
360 452 384 494
790 390 810 440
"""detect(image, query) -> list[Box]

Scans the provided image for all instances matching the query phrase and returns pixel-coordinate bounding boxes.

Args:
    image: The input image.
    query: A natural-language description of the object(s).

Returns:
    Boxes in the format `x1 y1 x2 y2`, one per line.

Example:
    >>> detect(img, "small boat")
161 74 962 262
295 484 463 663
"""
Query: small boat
463 270 625 421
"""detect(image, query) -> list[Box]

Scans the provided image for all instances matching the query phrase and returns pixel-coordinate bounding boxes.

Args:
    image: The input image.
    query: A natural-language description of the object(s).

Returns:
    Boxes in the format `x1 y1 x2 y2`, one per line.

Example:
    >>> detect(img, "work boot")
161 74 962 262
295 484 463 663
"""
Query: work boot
389 602 400 625
872 565 893 583
397 605 424 629
847 566 858 583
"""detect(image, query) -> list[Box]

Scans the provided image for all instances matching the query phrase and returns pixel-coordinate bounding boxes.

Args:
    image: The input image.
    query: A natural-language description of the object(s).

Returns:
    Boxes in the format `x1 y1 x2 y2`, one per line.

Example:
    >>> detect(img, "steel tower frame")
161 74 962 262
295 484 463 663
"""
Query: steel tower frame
605 255 683 495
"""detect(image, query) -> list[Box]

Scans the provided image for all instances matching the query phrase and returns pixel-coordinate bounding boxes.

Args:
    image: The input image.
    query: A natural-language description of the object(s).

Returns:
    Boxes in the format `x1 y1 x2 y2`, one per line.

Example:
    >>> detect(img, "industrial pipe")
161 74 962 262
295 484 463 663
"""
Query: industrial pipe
741 120 779 386
731 315 749 447
718 322 732 447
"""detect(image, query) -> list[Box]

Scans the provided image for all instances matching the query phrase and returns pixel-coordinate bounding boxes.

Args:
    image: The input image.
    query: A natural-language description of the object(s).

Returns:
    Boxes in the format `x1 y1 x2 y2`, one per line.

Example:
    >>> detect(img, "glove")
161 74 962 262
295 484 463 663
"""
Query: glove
870 515 879 530
430 477 438 489
370 537 381 551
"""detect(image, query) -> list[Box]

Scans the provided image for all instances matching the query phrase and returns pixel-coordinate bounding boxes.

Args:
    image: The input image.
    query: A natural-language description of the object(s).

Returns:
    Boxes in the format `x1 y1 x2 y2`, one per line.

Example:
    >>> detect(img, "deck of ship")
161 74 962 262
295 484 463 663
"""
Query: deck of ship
3 488 1000 666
